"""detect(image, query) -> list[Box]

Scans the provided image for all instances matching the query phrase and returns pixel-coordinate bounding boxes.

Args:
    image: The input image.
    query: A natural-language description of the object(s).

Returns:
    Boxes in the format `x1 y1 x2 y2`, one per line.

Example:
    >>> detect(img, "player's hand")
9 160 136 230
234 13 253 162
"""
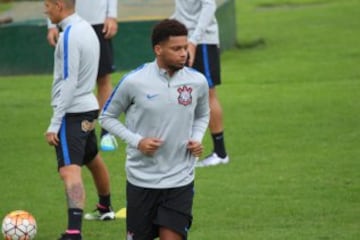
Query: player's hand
187 140 203 157
103 17 118 39
138 138 163 156
47 27 59 47
45 132 59 146
187 42 197 67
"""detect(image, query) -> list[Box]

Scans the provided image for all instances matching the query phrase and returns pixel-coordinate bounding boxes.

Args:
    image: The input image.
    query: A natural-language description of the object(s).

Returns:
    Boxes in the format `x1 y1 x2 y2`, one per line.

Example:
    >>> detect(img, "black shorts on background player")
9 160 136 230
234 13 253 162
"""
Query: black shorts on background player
92 24 116 78
192 44 221 88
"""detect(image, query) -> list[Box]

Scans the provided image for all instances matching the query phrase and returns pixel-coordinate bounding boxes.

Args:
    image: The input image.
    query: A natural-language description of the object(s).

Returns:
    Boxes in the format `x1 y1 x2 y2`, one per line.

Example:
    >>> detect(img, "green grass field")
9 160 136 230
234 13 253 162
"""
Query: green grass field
1 0 359 239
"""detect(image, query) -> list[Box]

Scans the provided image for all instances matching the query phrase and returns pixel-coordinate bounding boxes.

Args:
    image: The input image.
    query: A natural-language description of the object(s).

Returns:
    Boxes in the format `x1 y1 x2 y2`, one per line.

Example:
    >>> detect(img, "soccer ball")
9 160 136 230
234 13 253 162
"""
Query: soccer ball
2 210 37 240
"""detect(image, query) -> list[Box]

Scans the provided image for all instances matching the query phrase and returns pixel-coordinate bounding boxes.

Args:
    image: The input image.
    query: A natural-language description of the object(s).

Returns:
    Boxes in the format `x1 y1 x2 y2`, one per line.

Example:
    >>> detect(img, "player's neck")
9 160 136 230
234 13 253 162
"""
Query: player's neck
156 60 176 77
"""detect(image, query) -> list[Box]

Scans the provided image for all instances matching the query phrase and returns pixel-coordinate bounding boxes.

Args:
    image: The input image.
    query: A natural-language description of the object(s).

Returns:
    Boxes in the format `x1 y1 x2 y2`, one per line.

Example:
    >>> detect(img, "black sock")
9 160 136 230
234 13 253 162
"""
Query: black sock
212 131 227 158
100 128 108 138
98 194 111 212
67 208 83 233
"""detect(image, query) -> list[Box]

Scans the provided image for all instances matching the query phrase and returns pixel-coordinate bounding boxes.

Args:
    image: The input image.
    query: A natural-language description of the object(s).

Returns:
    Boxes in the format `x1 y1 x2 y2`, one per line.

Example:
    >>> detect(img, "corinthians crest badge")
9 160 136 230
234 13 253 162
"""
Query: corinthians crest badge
177 85 192 106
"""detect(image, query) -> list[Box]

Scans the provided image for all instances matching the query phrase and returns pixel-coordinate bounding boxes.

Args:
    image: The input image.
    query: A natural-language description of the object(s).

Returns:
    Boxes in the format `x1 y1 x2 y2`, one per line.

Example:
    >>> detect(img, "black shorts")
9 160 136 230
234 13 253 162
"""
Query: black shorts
55 110 99 169
92 24 116 78
126 181 194 240
192 44 221 88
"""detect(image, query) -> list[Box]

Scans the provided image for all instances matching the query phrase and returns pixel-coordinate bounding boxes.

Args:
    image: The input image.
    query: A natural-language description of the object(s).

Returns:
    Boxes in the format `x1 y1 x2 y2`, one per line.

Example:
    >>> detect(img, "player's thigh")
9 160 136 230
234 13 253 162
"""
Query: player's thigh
155 182 195 240
56 111 98 168
126 181 160 240
83 129 98 165
55 117 87 168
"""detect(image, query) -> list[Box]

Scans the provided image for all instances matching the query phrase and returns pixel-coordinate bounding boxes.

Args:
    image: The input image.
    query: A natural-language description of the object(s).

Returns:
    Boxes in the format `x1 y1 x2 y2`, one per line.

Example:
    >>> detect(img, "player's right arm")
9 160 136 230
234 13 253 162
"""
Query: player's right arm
99 76 143 149
103 0 118 39
47 19 59 47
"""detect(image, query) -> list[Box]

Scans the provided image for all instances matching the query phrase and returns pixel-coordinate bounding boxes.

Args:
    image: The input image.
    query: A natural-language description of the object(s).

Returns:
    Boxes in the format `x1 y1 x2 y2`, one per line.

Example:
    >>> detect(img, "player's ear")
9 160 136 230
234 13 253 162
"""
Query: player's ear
154 44 162 56
55 0 64 11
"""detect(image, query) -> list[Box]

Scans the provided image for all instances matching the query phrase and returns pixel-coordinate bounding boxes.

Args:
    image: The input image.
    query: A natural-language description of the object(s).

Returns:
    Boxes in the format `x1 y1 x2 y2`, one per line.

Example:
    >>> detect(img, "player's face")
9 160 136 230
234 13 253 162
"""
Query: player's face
44 0 62 24
155 36 188 74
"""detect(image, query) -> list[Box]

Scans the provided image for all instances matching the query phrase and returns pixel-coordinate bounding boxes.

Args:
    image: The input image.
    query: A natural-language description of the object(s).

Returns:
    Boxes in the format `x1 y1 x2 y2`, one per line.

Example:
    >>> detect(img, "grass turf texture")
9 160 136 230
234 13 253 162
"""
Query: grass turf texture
0 0 359 239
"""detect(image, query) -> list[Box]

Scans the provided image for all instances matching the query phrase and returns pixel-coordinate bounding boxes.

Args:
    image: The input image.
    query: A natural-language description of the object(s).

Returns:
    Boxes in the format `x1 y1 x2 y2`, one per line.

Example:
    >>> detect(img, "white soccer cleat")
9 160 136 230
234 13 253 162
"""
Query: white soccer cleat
100 133 118 152
84 206 116 221
196 153 229 167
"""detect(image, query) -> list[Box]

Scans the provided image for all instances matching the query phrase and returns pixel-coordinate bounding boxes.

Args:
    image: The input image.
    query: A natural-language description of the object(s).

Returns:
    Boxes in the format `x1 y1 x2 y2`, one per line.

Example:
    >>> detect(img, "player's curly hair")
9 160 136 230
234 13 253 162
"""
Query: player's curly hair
151 19 188 47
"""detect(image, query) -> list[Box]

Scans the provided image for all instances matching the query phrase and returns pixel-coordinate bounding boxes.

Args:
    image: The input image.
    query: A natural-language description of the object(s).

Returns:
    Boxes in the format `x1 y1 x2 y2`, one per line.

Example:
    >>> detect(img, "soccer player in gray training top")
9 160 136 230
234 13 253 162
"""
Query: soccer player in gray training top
100 19 210 240
47 0 119 152
44 1 115 239
172 0 230 167
46 0 126 221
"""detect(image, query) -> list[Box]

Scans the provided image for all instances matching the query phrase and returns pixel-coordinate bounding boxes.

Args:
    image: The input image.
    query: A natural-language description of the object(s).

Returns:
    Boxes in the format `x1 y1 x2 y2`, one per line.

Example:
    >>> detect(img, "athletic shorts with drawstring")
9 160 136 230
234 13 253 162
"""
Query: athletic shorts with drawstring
92 24 116 78
55 110 99 169
192 44 221 88
126 181 195 240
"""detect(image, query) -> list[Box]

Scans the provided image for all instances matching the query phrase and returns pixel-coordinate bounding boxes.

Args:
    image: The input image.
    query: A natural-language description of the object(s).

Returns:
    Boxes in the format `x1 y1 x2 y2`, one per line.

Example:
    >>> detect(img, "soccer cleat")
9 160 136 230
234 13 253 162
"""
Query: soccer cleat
100 133 118 152
84 205 115 221
115 207 127 219
58 233 82 240
196 152 229 167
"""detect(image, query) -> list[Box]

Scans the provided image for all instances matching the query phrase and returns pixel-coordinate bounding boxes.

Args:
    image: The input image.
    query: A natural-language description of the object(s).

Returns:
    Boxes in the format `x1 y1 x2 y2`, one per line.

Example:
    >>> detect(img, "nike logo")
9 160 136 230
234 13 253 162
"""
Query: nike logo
146 93 159 99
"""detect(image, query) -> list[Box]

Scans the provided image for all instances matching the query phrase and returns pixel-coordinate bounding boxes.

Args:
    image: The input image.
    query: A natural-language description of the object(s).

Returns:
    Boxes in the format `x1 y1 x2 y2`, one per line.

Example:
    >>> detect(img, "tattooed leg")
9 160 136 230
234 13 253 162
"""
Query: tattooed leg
65 182 85 209
59 165 85 209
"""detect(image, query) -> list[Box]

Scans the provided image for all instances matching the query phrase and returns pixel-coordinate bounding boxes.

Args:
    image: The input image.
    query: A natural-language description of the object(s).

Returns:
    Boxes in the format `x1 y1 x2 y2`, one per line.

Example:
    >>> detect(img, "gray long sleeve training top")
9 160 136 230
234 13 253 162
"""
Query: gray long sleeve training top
100 61 210 188
172 0 220 45
48 0 118 28
47 14 100 133
76 0 118 25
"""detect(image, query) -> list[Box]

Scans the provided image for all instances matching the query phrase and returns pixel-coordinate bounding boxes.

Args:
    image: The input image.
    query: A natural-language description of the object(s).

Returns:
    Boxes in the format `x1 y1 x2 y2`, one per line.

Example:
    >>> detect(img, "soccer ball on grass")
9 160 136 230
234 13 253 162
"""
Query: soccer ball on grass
2 210 37 240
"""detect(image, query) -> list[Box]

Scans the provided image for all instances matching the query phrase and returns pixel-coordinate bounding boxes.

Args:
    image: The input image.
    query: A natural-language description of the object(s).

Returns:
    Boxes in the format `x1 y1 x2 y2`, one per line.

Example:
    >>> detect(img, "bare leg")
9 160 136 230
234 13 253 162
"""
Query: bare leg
208 87 224 134
59 165 85 209
159 227 182 240
59 165 85 234
86 153 110 196
83 154 116 221
97 74 113 109
196 87 228 167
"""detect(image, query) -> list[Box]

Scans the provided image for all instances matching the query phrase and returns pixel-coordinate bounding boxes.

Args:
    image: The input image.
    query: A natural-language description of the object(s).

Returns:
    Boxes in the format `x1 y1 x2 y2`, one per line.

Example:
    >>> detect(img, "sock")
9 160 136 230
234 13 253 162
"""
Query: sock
98 194 111 212
65 229 81 235
67 208 83 233
100 128 108 138
212 131 227 158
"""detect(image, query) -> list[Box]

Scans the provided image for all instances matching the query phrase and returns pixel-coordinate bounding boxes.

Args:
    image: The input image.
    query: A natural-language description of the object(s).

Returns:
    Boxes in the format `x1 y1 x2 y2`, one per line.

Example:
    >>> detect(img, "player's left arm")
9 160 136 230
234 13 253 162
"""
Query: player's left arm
187 140 204 157
191 78 210 142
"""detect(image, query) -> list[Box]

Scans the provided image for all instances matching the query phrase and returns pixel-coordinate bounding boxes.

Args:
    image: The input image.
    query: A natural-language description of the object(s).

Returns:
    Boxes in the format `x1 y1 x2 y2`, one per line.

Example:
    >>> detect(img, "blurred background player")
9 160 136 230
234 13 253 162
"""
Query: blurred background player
44 0 116 239
172 0 230 167
47 0 119 152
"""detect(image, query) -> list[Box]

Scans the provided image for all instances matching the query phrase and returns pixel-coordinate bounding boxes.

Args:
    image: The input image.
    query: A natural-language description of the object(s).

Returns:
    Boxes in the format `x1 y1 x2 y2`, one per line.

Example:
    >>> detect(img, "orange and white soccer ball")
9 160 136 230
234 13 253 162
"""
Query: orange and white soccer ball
2 210 37 240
